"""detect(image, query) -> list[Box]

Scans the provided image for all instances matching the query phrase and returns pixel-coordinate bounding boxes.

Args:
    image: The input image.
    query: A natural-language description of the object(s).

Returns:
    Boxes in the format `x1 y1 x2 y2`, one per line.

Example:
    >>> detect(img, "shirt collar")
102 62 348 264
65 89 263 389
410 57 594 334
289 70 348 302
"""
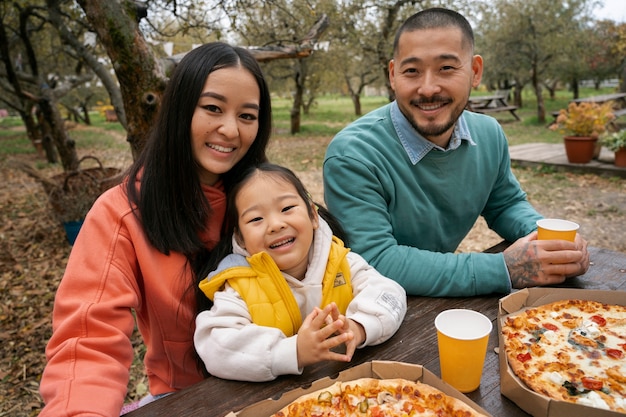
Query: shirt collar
390 101 476 165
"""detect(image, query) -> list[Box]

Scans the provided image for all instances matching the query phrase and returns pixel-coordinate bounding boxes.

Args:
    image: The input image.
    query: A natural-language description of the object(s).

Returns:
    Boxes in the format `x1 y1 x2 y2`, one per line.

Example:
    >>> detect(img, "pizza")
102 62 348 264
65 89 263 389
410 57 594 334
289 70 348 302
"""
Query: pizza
501 299 626 412
270 377 488 416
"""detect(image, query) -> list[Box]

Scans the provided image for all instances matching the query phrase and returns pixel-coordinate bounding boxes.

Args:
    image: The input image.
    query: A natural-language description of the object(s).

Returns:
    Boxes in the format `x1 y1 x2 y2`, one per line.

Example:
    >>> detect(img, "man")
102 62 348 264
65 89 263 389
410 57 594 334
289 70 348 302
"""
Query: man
323 8 589 297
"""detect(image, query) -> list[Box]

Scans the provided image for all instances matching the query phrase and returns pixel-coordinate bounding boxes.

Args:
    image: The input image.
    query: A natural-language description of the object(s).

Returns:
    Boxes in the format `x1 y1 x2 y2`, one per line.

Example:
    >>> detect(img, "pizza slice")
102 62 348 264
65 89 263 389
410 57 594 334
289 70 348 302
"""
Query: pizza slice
271 380 344 417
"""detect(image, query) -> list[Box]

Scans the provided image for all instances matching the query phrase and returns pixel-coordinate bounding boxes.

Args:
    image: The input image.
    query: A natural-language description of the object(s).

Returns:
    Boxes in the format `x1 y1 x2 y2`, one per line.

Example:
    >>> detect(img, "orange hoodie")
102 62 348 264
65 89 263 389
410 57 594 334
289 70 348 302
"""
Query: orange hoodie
39 180 225 417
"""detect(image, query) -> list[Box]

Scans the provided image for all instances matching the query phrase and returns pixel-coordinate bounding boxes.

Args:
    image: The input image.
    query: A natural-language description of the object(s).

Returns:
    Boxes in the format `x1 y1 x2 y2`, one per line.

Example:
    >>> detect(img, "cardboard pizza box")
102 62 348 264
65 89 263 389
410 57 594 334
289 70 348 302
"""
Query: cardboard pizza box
498 288 626 417
224 360 492 416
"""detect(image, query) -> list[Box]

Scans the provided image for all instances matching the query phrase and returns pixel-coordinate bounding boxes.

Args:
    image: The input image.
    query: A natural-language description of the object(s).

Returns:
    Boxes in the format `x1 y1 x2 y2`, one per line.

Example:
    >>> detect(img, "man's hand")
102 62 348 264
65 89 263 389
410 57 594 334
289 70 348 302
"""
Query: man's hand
296 304 354 368
503 231 590 289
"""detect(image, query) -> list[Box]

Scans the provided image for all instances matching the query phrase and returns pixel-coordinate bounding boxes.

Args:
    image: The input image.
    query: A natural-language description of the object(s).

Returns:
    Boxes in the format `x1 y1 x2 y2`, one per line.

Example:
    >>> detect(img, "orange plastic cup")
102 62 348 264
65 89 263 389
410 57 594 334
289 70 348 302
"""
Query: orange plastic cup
435 309 492 393
536 219 579 242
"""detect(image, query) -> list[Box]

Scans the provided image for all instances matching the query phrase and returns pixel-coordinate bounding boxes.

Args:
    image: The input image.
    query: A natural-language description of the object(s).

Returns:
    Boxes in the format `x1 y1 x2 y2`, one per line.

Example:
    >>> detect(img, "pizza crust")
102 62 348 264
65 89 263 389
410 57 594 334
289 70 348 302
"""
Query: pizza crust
270 377 488 416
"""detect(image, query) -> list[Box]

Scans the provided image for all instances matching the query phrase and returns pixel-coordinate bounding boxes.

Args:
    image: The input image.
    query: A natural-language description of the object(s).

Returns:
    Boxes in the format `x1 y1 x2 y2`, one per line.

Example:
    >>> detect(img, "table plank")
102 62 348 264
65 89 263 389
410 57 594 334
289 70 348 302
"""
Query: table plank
467 95 520 120
572 92 626 104
126 246 626 417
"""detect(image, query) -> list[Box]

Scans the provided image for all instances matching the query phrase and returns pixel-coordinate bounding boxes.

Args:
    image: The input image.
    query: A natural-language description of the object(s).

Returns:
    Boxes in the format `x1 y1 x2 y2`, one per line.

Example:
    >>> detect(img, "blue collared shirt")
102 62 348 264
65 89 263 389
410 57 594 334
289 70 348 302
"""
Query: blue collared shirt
390 101 476 165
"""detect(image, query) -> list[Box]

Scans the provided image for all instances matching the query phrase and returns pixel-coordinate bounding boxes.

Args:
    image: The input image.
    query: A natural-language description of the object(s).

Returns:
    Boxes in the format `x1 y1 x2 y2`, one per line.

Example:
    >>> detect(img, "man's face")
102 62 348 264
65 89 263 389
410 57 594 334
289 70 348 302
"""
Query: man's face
389 26 483 147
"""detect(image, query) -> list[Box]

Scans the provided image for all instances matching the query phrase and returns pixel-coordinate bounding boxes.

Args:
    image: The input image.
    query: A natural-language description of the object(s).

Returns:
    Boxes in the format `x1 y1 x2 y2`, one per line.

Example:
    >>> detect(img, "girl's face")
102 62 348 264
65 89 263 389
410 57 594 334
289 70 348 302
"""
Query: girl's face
235 173 318 280
191 66 261 185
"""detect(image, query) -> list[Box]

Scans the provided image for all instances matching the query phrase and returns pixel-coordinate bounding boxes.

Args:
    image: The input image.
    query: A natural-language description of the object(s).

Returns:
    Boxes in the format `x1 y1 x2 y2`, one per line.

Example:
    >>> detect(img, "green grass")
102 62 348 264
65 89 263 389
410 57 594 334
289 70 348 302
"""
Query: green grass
0 87 621 160
271 95 388 136
272 87 620 146
0 112 128 161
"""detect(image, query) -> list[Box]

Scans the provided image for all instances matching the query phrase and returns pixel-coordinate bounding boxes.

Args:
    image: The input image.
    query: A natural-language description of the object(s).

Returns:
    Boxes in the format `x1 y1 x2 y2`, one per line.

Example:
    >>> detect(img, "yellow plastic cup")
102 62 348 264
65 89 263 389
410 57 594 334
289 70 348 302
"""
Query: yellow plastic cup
536 219 579 242
435 309 492 393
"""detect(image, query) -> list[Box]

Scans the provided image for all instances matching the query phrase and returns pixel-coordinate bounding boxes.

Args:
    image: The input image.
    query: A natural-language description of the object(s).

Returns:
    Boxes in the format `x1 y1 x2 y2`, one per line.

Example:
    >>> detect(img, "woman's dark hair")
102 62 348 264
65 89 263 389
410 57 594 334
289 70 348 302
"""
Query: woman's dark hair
195 163 348 313
126 42 272 257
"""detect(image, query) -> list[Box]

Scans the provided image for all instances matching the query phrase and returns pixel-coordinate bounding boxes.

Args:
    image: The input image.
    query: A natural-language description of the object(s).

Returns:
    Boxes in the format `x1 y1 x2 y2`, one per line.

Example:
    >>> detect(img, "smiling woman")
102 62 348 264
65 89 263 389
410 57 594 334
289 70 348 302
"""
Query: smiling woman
37 42 273 417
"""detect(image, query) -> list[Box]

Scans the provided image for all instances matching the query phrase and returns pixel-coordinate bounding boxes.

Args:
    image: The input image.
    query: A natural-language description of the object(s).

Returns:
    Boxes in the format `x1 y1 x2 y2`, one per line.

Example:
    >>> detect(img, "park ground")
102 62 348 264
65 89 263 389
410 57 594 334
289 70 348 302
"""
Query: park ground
1 114 625 415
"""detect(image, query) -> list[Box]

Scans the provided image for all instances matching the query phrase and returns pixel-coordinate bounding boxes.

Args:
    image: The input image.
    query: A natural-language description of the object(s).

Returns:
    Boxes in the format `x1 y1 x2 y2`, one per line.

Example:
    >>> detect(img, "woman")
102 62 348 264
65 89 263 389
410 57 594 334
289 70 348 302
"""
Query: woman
39 42 272 416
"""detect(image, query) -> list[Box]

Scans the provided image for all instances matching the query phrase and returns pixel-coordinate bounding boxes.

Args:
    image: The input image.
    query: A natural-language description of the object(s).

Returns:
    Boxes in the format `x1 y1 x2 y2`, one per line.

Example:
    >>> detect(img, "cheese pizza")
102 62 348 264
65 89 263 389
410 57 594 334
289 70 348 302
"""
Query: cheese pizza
270 377 488 416
501 299 626 412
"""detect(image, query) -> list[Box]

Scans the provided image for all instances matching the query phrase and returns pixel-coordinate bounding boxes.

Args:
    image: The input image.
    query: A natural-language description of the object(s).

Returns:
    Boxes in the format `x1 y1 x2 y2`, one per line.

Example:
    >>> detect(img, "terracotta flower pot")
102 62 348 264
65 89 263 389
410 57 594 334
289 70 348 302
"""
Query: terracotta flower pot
563 136 597 164
614 147 626 168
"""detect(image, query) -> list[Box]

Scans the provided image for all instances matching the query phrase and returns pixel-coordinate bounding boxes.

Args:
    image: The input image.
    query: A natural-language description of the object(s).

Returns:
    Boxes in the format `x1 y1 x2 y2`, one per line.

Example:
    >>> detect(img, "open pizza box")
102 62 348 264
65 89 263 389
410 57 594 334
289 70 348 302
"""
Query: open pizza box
498 287 626 417
224 360 492 416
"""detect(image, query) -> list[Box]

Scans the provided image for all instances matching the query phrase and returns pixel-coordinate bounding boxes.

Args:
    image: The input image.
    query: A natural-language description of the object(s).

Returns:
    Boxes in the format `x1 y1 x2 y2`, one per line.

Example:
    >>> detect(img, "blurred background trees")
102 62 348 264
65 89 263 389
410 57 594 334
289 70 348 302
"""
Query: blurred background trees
1 0 624 164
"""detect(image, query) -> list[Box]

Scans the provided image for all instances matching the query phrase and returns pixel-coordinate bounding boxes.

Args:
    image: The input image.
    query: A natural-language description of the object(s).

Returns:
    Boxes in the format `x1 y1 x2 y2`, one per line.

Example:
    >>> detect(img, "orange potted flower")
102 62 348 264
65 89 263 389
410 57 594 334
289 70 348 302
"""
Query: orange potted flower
550 101 615 163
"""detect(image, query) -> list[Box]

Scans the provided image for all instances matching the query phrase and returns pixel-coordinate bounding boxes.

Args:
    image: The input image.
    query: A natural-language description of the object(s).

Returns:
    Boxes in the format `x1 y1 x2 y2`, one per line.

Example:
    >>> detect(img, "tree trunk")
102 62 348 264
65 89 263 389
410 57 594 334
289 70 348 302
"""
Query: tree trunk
76 0 166 160
620 60 626 92
19 109 44 157
351 93 362 116
290 83 303 135
38 88 78 171
532 70 546 124
571 77 580 100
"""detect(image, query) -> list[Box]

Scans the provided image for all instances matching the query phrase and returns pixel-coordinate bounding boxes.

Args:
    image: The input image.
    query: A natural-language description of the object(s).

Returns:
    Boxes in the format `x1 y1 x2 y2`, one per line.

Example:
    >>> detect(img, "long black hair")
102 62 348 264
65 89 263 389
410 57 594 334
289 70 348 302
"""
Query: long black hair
195 163 349 313
126 42 272 258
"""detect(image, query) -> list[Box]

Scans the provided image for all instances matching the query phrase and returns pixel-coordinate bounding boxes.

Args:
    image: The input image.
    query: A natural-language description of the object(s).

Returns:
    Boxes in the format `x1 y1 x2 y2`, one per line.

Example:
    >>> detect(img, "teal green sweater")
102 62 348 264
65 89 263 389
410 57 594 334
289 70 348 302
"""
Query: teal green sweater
323 104 541 297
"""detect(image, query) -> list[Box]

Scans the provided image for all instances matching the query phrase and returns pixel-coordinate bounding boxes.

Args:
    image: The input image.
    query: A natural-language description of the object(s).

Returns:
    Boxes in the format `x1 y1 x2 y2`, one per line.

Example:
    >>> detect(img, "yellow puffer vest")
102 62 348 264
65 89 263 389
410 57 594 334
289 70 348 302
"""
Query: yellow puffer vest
198 236 353 336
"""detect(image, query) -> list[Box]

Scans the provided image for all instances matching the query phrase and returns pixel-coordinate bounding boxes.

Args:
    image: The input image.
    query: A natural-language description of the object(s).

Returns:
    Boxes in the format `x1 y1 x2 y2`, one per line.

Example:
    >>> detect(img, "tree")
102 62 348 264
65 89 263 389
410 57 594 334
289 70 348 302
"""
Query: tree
0 0 95 170
478 0 594 123
607 21 626 92
328 1 382 115
225 0 334 134
75 0 167 160
584 21 622 89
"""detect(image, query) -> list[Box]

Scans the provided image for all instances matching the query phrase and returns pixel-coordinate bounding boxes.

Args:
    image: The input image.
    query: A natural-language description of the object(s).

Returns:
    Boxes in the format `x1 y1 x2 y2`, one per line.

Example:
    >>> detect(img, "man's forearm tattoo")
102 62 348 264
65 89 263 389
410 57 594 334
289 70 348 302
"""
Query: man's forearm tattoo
504 242 541 288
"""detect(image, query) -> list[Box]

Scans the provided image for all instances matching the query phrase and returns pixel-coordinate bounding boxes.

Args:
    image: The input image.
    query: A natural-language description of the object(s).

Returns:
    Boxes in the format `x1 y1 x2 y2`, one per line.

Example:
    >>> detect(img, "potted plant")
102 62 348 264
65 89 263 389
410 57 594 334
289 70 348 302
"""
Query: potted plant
550 101 615 163
601 129 626 167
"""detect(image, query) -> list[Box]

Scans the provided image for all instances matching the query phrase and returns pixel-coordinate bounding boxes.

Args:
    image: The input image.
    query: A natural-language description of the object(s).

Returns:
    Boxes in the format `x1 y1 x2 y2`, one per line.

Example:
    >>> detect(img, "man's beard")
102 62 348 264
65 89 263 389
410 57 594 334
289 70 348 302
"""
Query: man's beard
404 97 466 140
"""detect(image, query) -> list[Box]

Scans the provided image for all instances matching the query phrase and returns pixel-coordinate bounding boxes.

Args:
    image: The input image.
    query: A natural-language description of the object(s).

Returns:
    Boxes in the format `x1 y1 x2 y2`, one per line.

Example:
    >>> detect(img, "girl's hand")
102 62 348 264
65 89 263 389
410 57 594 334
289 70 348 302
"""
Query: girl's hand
296 304 353 368
325 302 365 361
343 319 365 360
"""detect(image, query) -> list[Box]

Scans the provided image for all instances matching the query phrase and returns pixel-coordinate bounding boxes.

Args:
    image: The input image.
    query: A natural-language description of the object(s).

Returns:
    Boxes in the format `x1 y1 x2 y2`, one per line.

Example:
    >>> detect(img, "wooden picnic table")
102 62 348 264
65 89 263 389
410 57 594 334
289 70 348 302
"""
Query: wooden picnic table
572 92 626 106
574 92 626 119
551 92 626 126
467 94 520 121
125 245 626 417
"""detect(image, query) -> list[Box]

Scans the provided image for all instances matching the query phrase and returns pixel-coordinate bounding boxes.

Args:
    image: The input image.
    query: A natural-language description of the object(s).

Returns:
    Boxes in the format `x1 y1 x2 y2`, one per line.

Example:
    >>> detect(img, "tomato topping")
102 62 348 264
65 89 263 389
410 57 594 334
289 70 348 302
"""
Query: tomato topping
517 352 532 362
581 377 603 391
370 407 384 417
590 315 606 327
507 332 520 339
606 348 624 359
543 323 558 331
619 343 626 351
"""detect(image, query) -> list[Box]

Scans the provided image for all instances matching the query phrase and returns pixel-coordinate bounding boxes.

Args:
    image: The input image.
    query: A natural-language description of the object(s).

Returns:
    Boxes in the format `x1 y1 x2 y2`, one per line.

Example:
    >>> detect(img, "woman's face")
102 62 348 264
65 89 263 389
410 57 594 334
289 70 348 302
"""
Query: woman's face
191 66 261 185
235 173 318 280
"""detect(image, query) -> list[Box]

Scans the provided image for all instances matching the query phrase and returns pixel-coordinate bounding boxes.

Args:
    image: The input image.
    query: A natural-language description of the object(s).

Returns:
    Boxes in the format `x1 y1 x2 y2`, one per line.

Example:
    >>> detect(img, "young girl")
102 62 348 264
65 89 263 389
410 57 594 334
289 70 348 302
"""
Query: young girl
194 163 407 382
39 42 272 416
